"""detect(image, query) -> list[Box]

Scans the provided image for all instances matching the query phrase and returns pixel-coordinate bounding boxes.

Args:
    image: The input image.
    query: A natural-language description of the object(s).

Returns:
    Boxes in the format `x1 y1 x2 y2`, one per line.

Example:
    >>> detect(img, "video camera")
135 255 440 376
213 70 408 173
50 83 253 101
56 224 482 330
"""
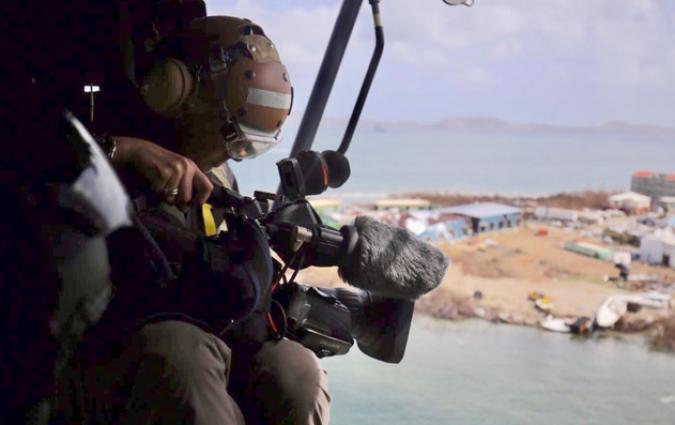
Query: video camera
205 0 452 363
208 150 414 364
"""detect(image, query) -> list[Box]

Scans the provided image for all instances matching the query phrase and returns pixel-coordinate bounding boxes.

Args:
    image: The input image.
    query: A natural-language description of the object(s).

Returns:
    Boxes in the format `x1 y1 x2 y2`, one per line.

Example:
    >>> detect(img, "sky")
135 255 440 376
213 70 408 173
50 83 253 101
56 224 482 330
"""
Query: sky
206 0 675 128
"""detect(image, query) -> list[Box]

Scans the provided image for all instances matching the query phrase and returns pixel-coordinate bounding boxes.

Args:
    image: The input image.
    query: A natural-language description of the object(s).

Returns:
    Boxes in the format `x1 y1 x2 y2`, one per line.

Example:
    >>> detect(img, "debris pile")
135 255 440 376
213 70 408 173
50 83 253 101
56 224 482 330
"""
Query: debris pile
651 314 675 351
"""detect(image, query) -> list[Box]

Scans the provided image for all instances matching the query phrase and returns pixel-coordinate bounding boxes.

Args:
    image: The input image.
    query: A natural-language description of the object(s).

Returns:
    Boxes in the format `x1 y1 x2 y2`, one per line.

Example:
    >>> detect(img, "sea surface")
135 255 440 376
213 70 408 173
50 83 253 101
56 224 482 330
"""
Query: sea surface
232 127 675 424
230 127 675 197
321 318 675 425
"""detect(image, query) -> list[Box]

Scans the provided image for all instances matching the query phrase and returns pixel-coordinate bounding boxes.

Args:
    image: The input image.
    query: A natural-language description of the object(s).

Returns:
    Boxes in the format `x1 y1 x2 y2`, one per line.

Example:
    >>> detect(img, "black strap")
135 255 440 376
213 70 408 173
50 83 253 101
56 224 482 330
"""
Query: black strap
118 1 137 85
131 212 176 283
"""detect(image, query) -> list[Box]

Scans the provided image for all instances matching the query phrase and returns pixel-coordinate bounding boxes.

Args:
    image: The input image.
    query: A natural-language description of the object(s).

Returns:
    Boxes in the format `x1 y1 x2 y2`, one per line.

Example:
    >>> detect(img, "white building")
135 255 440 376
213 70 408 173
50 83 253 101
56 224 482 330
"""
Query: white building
534 206 578 222
631 171 675 202
639 229 675 268
608 191 651 214
659 196 675 213
578 209 604 224
308 197 342 210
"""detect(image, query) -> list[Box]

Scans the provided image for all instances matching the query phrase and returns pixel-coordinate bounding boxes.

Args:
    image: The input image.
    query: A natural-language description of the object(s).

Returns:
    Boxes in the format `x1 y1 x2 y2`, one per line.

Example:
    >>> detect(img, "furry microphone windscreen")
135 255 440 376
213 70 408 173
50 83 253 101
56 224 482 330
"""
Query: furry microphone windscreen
338 216 449 299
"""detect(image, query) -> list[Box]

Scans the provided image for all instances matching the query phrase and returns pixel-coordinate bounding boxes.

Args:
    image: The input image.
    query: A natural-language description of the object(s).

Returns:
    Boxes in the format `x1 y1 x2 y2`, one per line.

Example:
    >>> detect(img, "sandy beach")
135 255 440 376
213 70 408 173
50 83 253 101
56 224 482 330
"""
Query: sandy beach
298 223 675 335
424 225 675 328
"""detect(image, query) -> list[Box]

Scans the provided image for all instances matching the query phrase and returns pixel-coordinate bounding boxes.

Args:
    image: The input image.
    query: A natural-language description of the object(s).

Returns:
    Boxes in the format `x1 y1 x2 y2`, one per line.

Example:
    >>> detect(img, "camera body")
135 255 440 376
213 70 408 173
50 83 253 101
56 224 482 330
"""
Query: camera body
272 282 414 363
273 282 354 358
206 152 414 363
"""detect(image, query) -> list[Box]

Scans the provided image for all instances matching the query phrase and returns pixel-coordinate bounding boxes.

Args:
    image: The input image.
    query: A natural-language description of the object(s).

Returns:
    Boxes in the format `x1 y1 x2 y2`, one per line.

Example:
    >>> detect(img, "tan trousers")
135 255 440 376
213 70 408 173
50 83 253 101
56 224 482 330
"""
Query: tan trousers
60 321 331 425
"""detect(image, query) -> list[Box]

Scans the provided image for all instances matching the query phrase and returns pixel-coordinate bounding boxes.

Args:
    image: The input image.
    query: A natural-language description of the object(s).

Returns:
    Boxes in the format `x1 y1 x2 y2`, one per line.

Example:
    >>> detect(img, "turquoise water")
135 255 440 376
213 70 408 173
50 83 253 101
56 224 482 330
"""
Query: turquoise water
230 128 675 423
321 318 675 425
230 128 675 196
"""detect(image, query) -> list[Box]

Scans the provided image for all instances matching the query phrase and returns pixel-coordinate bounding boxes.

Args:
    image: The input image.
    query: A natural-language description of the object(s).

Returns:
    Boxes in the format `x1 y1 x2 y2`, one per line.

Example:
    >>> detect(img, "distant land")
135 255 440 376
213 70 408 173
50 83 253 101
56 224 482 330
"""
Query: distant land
319 116 675 139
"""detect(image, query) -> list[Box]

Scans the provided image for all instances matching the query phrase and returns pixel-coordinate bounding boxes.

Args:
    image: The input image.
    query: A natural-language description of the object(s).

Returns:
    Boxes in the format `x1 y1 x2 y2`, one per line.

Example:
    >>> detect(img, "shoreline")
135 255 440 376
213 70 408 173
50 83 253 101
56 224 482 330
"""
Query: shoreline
300 189 675 350
312 189 621 207
417 226 674 342
299 261 673 346
400 189 616 210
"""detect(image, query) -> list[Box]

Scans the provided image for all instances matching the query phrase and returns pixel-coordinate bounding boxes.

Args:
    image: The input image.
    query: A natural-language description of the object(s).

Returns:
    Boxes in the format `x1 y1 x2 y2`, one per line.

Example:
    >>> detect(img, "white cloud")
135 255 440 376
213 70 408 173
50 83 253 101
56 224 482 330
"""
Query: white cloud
489 40 522 59
207 0 337 68
205 0 675 126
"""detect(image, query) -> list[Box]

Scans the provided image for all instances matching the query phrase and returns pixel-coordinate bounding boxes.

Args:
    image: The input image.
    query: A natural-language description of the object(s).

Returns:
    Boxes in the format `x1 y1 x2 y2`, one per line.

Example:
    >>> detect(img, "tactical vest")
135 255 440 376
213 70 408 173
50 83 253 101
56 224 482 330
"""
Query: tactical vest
126 166 274 344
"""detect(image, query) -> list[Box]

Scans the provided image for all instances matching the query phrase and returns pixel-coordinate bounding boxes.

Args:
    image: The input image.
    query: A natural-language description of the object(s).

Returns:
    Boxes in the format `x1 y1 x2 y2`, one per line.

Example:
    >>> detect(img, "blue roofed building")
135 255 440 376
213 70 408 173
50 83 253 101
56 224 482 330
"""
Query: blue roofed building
442 203 523 234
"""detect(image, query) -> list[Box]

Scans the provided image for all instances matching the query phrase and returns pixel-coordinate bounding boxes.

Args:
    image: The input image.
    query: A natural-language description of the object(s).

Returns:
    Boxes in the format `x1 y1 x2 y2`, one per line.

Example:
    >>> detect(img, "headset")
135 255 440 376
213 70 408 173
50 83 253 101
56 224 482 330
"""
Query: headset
136 16 294 160
141 57 197 118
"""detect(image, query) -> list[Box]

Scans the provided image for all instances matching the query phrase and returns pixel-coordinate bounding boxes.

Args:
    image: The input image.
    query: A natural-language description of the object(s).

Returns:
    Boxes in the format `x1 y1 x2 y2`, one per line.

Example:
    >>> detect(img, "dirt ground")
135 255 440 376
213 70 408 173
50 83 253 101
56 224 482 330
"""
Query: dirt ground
438 226 674 326
444 225 675 284
297 225 675 331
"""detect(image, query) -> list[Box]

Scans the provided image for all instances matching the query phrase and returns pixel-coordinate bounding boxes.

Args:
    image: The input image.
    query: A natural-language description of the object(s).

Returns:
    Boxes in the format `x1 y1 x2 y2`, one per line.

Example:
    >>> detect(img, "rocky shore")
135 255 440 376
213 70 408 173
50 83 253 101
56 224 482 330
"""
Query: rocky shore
299 189 675 350
298 223 675 349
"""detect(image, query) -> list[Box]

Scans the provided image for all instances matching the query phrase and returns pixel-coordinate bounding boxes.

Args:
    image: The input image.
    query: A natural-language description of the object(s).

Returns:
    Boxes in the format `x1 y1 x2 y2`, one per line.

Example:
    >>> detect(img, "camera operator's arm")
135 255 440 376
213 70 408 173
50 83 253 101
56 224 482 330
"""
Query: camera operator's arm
108 136 213 209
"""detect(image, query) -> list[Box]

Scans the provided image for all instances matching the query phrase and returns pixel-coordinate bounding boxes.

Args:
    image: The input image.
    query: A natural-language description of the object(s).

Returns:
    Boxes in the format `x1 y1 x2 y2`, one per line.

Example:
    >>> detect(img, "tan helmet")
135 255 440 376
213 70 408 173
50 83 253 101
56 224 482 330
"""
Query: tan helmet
140 16 293 160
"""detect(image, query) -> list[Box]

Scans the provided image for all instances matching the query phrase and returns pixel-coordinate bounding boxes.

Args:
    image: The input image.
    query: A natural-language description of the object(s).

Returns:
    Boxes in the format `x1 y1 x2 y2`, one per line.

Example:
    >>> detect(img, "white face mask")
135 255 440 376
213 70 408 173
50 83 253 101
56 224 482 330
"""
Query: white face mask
221 121 283 161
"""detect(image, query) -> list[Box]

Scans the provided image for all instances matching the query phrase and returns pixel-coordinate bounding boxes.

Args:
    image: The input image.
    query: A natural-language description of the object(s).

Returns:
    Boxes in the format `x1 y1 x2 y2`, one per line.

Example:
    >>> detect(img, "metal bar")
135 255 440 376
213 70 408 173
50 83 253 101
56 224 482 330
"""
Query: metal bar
288 0 364 158
337 0 383 155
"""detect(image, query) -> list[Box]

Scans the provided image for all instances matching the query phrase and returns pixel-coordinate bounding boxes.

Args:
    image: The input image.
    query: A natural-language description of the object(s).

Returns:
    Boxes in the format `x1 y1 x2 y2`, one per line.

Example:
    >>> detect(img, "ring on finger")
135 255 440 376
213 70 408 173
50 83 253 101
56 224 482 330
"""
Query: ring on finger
164 187 180 197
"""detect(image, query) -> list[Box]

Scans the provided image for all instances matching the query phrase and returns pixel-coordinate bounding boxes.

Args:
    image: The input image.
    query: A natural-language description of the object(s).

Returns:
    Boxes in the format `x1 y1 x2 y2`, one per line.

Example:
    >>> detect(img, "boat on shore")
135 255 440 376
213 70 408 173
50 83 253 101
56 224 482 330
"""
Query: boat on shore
595 293 672 328
540 315 594 334
540 315 572 333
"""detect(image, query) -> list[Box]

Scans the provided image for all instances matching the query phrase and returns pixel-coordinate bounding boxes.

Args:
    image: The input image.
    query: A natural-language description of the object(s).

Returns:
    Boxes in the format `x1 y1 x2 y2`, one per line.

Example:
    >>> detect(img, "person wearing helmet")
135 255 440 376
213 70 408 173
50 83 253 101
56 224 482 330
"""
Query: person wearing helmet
59 15 331 425
97 13 293 208
142 16 291 161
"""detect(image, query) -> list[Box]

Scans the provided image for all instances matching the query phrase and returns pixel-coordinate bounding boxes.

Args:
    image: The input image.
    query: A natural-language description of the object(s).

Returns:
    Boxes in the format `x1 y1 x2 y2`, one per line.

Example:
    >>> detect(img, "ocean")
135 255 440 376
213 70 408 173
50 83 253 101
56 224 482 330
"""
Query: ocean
321 318 675 425
232 127 675 424
230 127 675 197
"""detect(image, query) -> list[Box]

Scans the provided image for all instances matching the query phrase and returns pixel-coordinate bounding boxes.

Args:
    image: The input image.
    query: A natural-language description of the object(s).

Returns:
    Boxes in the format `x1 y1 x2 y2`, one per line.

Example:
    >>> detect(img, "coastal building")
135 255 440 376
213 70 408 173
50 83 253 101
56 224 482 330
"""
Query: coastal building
534 206 578 223
397 211 471 242
308 197 343 227
421 213 472 241
578 209 605 224
659 196 675 213
631 170 675 203
442 202 522 234
308 197 342 210
608 191 651 215
639 229 675 268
